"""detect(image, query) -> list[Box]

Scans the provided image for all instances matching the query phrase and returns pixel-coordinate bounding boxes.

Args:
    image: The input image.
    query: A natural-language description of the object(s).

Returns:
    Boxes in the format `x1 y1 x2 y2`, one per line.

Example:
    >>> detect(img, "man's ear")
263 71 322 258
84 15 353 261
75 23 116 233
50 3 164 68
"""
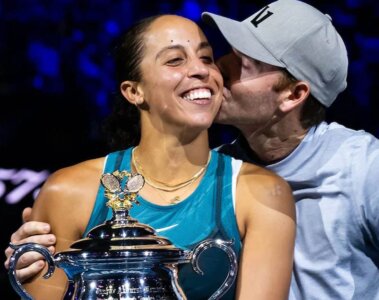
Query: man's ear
120 81 144 105
279 81 310 113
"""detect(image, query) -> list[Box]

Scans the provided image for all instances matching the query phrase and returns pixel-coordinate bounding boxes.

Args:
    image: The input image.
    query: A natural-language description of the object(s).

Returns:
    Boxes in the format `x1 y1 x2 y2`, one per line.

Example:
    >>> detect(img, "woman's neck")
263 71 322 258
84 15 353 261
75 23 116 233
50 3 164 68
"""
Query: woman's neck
135 130 211 185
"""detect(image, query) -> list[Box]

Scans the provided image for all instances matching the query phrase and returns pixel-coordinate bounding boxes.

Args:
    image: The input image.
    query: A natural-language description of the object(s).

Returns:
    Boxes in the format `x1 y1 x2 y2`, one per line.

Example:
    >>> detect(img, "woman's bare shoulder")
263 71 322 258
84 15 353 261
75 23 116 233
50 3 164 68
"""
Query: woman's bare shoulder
31 157 106 233
237 161 290 191
235 162 295 229
46 157 106 188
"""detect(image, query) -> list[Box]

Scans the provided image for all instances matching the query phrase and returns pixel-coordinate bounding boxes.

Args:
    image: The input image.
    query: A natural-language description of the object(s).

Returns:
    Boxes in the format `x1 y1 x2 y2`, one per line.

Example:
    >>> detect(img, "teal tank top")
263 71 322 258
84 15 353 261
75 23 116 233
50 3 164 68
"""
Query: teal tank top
84 148 241 299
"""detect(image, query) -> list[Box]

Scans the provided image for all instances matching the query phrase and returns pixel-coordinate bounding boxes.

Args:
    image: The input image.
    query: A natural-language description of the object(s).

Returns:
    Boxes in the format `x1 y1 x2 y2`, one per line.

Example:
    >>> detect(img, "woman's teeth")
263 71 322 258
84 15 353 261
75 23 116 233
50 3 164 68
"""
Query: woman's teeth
183 89 211 101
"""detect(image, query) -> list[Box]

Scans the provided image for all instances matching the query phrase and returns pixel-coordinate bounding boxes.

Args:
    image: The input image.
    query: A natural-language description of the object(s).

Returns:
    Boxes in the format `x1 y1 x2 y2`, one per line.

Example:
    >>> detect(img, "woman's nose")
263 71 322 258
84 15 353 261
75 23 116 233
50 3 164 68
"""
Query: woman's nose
187 58 210 79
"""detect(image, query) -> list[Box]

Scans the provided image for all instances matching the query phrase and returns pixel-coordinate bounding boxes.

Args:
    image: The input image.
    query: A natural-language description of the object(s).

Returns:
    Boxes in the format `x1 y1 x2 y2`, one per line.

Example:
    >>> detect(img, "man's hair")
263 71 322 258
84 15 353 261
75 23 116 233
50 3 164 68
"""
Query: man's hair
272 70 326 129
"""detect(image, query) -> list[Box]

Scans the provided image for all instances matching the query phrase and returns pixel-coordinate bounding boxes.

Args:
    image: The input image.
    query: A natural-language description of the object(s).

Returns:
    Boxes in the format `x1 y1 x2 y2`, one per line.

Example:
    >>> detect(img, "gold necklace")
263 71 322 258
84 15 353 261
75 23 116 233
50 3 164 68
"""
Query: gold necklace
148 180 195 205
131 147 211 192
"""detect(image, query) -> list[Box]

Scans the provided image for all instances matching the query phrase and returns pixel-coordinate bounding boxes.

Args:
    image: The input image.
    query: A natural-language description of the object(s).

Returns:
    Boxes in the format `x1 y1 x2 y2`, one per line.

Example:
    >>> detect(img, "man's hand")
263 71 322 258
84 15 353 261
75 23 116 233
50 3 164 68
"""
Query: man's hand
4 207 56 282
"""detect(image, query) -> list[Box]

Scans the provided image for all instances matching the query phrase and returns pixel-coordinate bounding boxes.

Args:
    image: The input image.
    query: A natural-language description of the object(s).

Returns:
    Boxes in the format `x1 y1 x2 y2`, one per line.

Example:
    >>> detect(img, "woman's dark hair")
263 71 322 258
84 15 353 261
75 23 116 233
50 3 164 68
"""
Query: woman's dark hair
103 15 161 150
273 69 326 129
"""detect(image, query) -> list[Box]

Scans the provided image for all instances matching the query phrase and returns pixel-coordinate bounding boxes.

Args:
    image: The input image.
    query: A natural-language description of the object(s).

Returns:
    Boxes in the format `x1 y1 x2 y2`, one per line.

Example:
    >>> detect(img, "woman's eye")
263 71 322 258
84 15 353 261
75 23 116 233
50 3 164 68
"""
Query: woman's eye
166 57 184 66
201 56 214 64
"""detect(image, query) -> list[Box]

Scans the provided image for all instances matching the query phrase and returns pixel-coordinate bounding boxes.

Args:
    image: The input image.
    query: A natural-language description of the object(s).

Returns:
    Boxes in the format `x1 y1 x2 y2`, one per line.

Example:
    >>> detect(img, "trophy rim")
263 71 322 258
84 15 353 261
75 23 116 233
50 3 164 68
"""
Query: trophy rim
54 247 192 264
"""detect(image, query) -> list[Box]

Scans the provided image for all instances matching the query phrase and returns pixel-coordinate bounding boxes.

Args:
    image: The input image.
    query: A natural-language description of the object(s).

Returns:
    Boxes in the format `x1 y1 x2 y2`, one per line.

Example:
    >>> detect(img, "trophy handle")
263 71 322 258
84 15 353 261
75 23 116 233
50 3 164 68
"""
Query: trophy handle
8 242 56 300
191 239 238 300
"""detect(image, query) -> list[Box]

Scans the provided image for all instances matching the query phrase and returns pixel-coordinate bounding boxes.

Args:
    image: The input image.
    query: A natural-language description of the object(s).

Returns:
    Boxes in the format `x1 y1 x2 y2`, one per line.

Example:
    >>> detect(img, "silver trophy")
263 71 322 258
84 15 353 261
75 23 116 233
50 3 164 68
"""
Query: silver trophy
8 170 238 299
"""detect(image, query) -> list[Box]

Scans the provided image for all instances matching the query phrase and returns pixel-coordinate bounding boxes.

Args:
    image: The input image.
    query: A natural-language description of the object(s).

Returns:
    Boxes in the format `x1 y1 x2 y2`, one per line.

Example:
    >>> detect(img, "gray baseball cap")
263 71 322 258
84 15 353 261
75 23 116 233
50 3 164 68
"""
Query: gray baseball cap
202 0 348 107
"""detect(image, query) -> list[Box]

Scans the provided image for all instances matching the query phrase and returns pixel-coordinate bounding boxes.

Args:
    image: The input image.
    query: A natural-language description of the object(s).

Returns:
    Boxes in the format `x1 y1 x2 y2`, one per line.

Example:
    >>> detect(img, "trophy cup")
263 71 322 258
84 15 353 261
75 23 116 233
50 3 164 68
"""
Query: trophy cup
8 170 238 299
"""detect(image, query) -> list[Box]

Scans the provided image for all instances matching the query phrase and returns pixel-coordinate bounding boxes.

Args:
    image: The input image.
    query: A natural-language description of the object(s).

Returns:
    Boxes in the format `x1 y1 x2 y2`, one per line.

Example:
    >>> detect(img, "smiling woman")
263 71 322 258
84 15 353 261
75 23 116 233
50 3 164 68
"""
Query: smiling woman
121 15 222 139
6 14 296 300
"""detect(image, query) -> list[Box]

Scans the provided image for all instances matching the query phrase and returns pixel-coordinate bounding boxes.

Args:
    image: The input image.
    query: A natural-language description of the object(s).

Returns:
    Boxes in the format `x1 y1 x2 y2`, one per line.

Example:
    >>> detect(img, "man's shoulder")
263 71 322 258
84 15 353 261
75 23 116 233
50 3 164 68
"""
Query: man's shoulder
312 122 379 156
315 121 377 141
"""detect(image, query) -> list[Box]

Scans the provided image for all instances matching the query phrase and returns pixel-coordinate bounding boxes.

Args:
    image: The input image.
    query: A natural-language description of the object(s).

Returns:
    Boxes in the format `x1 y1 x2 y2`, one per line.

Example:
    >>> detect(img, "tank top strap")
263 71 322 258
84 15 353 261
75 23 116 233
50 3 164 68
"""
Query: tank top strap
214 153 230 240
184 152 238 250
211 152 228 239
207 152 241 253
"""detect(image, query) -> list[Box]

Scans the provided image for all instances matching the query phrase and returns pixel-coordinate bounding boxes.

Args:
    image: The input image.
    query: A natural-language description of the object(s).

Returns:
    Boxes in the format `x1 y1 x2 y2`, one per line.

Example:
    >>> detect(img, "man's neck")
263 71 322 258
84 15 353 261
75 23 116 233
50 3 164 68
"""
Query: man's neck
239 122 309 163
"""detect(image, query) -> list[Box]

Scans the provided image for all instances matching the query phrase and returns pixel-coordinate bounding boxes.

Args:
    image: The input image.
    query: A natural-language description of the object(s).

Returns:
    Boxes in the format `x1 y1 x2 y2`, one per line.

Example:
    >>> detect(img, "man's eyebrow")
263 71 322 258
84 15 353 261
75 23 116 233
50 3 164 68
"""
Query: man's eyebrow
155 41 212 60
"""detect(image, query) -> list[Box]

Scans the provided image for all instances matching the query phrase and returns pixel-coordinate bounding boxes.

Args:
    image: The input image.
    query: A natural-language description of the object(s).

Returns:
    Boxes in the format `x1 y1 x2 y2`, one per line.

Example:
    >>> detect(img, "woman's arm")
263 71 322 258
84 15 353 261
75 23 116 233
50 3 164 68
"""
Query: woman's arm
22 159 103 300
235 163 296 300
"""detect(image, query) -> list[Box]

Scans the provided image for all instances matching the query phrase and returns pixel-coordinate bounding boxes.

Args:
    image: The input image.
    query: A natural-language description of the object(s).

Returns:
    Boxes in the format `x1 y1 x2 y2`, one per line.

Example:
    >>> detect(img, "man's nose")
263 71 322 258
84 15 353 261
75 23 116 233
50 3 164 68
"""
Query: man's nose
223 86 232 99
216 54 234 88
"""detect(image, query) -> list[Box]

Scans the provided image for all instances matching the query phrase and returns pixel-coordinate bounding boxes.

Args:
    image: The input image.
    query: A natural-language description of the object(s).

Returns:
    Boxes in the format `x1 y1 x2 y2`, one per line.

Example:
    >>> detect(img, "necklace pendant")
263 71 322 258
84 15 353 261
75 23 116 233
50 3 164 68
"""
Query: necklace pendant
170 196 180 204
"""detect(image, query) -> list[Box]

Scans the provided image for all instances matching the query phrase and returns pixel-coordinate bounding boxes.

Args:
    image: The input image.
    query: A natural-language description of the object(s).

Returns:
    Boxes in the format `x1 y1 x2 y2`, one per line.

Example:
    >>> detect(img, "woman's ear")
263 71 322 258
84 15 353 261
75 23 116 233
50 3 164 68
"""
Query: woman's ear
279 81 310 113
120 81 144 105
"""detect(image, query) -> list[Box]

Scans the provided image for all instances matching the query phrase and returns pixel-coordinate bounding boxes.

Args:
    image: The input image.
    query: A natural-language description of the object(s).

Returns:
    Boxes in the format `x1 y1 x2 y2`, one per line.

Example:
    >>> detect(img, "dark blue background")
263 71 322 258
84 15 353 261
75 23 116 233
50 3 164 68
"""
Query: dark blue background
1 0 378 298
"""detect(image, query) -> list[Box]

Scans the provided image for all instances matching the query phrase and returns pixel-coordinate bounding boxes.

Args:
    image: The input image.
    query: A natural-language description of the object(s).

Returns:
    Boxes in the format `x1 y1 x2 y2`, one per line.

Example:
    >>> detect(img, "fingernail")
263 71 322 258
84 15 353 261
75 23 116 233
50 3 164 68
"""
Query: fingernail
43 225 50 231
37 260 45 268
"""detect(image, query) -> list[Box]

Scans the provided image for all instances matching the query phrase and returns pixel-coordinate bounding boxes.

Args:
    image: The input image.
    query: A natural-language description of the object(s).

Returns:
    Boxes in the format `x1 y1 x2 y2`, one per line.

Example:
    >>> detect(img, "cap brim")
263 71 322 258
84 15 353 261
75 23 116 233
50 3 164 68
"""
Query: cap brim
202 12 285 68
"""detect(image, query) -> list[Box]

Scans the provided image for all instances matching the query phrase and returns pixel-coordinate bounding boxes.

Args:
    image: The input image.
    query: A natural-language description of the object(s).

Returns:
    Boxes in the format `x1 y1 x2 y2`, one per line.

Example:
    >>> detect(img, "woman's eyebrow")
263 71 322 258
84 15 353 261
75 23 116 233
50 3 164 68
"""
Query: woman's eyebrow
197 41 212 51
155 41 212 60
155 45 184 60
